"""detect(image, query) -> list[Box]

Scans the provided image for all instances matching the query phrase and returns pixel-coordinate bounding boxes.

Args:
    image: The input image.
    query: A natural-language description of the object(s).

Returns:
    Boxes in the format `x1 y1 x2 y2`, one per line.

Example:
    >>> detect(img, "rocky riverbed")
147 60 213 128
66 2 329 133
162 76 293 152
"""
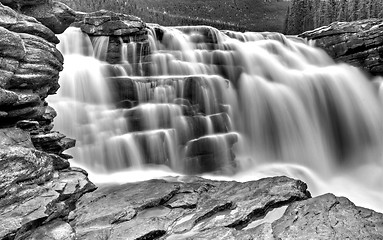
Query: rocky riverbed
1 1 383 239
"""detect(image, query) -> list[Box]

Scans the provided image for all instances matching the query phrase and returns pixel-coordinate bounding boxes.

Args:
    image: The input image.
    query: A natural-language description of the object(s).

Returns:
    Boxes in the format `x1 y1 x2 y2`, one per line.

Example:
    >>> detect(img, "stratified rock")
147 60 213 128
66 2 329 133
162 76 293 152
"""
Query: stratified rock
73 10 149 64
71 176 310 239
300 19 383 76
272 193 383 239
78 9 145 36
0 3 63 126
0 3 59 44
0 164 96 239
21 1 76 34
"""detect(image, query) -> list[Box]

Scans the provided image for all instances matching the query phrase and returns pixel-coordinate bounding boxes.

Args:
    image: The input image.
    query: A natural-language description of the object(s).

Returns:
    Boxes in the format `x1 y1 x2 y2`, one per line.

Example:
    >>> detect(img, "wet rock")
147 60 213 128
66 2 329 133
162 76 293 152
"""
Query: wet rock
300 19 383 76
71 176 310 239
184 133 238 174
73 10 149 64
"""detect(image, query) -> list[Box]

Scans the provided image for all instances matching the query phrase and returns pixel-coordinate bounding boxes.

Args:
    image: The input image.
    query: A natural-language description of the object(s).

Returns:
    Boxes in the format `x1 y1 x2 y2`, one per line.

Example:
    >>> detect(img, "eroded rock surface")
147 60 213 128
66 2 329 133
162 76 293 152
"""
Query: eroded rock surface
300 19 383 76
0 2 95 240
0 0 75 34
70 176 310 239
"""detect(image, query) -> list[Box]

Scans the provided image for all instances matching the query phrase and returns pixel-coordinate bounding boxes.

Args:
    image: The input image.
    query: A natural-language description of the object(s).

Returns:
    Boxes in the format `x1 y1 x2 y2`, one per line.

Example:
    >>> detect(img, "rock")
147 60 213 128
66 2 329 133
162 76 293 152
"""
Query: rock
77 9 145 36
0 3 64 126
21 1 76 34
0 0 47 8
300 19 383 76
19 219 76 240
71 176 310 239
0 3 59 44
184 133 238 174
73 10 149 64
272 193 383 239
0 127 33 148
0 161 96 239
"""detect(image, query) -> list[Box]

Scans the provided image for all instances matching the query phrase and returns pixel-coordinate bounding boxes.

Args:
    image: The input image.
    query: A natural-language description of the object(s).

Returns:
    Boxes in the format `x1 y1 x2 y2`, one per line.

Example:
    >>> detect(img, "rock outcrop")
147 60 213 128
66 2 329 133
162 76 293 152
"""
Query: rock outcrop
0 2 95 239
34 176 378 240
300 19 383 76
70 176 311 239
73 10 149 64
0 0 76 34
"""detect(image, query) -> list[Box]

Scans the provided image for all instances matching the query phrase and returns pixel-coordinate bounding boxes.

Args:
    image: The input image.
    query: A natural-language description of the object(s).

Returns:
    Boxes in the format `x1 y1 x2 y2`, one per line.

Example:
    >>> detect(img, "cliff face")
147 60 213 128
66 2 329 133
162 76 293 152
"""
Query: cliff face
300 19 383 76
0 2 96 239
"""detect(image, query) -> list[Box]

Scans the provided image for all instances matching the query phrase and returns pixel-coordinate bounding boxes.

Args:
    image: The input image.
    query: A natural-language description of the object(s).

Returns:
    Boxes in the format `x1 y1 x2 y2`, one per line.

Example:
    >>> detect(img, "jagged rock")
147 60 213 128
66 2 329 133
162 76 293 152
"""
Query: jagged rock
21 1 76 34
0 165 96 239
300 19 383 76
272 193 383 239
71 176 310 239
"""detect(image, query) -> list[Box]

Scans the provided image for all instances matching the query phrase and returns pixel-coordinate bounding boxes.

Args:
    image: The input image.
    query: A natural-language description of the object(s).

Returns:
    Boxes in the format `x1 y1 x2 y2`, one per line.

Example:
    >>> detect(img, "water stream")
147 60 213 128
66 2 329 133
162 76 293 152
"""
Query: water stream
48 26 383 212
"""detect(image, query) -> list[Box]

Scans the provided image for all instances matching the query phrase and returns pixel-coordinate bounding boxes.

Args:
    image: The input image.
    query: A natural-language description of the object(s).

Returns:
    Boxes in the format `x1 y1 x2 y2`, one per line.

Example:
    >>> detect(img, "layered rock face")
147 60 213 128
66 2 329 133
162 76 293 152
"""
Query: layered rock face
0 2 95 239
0 0 76 34
73 10 149 65
300 19 383 76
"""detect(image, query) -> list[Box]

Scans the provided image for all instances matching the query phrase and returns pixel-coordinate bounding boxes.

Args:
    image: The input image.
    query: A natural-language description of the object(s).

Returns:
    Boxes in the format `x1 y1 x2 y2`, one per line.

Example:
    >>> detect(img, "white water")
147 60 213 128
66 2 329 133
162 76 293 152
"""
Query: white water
49 26 383 212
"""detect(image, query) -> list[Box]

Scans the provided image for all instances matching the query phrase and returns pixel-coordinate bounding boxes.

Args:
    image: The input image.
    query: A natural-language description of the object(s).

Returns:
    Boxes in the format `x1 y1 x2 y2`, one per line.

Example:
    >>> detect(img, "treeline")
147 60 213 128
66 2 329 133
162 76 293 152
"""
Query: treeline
285 0 383 34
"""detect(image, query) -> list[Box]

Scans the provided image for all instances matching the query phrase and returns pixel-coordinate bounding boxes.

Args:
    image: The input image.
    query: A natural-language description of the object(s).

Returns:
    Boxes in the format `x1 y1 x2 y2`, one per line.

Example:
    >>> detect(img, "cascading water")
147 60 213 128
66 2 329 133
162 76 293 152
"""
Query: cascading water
49 25 383 212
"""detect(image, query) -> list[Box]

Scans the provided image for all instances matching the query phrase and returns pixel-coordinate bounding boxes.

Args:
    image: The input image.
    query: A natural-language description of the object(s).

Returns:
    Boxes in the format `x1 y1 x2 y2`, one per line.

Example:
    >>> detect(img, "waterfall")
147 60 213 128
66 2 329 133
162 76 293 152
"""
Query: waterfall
49 25 383 212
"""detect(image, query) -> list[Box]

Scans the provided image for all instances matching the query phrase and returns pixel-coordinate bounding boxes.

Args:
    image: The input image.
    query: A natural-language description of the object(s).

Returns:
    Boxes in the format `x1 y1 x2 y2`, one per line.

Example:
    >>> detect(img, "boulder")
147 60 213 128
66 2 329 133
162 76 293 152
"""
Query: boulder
272 193 383 239
21 1 76 34
300 19 383 76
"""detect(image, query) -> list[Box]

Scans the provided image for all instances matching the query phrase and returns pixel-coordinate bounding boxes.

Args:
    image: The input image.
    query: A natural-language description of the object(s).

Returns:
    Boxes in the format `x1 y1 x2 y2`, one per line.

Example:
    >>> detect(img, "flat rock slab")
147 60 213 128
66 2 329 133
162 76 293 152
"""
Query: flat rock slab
71 176 310 239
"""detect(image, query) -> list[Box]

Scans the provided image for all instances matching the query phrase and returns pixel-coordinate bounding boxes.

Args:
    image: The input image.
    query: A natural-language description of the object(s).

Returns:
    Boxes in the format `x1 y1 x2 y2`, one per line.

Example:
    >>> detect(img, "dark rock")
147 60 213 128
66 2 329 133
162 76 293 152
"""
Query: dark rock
0 0 47 8
184 133 238 174
71 176 310 239
300 19 383 76
21 1 76 34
